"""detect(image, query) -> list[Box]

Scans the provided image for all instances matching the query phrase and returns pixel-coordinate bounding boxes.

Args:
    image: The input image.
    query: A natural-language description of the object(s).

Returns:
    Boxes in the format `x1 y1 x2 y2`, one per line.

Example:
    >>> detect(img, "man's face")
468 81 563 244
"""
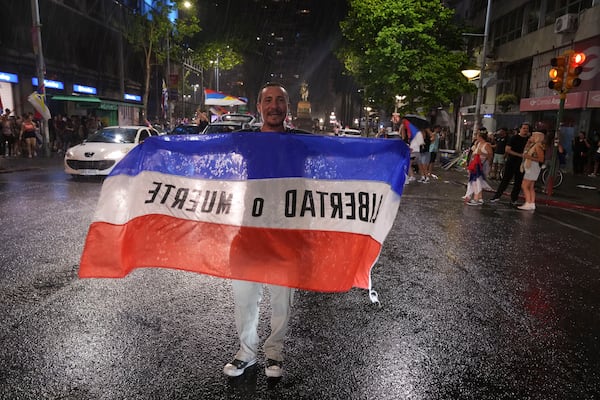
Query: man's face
519 124 530 136
258 86 288 131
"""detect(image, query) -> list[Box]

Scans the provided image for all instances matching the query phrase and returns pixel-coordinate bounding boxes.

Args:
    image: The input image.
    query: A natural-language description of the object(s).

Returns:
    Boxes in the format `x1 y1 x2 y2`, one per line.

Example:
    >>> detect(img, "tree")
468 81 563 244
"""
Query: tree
122 0 200 119
338 0 472 114
188 41 244 90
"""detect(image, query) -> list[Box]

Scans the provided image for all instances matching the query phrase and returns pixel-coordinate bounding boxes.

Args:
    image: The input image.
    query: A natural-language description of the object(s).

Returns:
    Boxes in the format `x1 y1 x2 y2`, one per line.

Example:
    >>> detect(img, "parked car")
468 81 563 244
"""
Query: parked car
219 113 256 125
338 128 362 137
170 124 203 135
64 126 160 176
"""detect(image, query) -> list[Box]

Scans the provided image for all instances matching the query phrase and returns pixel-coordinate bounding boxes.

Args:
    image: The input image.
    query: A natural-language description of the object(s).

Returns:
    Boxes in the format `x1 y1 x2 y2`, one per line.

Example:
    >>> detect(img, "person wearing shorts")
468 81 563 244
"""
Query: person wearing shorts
490 128 507 179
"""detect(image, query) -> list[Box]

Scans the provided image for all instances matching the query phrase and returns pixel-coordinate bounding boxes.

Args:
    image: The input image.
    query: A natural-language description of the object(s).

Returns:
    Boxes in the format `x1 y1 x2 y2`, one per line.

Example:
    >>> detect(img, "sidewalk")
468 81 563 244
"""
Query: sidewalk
0 153 64 173
437 165 600 212
2 154 600 211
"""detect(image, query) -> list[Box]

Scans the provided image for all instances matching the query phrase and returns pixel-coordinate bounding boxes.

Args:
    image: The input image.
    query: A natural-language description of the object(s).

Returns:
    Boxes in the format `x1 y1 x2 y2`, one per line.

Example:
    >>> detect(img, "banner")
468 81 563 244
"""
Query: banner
79 133 410 294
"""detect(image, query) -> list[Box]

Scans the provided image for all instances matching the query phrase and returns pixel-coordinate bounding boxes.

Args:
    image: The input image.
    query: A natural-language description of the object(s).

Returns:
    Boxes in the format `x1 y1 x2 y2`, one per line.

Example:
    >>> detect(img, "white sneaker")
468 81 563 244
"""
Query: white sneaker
223 358 256 377
265 359 283 378
466 199 481 206
518 203 535 210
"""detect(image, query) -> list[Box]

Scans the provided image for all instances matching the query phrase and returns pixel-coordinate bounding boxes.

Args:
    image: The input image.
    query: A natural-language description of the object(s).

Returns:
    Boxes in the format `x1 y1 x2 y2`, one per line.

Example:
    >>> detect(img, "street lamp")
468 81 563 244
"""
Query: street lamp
394 95 406 113
461 69 481 81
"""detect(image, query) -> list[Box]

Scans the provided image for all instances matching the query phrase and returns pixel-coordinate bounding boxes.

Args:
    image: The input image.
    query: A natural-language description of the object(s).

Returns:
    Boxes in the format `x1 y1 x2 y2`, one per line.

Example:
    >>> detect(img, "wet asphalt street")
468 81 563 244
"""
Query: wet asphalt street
0 158 599 400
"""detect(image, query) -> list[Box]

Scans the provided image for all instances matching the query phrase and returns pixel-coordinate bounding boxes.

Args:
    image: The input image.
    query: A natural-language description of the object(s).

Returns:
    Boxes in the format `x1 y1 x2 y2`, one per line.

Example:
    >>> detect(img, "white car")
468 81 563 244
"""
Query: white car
338 128 362 137
64 126 160 176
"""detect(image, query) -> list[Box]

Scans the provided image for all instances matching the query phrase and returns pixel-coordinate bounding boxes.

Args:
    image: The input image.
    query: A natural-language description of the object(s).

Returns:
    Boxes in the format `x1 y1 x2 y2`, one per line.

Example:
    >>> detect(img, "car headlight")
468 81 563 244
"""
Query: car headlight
106 149 128 159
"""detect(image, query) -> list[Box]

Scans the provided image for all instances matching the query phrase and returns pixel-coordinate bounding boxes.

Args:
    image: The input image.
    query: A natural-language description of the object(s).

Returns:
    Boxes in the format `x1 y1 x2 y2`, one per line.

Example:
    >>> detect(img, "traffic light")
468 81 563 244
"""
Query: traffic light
548 56 566 92
565 52 586 90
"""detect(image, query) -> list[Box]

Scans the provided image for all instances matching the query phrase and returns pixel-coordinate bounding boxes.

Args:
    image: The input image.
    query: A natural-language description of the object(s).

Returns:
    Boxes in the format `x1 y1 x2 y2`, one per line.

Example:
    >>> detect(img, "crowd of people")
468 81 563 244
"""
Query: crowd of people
0 109 104 158
398 117 599 211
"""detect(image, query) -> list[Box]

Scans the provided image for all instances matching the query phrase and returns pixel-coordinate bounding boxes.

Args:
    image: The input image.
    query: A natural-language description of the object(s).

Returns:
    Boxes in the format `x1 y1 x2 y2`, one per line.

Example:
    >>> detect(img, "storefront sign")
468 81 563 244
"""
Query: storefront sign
124 93 142 102
519 91 588 111
73 84 97 95
32 77 64 90
0 72 18 83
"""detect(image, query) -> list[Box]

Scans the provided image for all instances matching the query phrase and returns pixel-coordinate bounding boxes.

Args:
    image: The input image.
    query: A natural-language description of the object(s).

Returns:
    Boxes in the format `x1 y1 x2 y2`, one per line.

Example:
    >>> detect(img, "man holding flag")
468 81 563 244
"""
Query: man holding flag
223 83 294 379
78 83 410 383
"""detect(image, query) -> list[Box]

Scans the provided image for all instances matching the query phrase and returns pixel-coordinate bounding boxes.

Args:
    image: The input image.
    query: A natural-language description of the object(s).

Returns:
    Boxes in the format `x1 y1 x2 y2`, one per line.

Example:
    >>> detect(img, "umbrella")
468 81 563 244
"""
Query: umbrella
402 114 430 131
204 89 247 106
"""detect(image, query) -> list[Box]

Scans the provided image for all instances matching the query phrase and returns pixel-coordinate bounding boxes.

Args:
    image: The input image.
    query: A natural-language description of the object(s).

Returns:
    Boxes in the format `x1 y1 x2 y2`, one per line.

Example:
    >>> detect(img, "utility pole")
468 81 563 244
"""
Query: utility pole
30 0 50 157
472 0 492 138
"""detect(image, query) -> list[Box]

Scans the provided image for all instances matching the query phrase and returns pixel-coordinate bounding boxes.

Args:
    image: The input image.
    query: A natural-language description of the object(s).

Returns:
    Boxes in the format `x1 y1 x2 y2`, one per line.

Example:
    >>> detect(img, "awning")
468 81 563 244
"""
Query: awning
50 95 101 103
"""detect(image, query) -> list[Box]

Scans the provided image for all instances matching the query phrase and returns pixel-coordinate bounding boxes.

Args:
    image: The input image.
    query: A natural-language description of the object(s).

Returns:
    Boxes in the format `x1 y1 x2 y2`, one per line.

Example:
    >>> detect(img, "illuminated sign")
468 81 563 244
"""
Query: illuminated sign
0 72 18 83
32 77 64 90
124 93 142 102
73 84 97 95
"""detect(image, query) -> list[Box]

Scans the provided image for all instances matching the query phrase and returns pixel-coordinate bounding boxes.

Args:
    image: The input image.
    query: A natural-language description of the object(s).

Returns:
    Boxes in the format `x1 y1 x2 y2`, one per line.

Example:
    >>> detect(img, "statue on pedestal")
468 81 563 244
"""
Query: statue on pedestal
297 81 311 120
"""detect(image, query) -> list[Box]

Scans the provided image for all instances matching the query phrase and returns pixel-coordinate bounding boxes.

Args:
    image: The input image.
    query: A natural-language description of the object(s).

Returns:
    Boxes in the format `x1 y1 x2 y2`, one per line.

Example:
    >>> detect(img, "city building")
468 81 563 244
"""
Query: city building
453 0 599 150
0 0 146 126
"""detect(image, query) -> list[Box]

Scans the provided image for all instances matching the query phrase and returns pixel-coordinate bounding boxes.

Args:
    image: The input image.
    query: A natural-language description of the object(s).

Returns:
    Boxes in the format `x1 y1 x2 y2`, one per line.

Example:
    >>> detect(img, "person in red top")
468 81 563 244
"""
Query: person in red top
20 113 37 158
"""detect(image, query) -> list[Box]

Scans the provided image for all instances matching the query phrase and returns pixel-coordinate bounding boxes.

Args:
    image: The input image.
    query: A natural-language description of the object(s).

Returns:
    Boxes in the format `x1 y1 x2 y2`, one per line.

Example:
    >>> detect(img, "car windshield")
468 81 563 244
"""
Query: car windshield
86 128 137 144
172 125 201 135
220 114 254 124
203 123 242 134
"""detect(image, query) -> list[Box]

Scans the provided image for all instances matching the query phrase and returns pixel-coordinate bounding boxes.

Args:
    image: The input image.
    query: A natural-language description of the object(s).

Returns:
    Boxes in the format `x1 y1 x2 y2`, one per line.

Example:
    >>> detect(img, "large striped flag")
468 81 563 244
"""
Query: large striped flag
79 133 409 298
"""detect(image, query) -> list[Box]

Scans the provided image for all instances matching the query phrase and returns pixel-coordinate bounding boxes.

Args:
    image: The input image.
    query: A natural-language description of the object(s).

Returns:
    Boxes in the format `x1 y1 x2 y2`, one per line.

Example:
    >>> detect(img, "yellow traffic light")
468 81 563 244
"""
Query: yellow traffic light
565 52 586 90
548 56 566 92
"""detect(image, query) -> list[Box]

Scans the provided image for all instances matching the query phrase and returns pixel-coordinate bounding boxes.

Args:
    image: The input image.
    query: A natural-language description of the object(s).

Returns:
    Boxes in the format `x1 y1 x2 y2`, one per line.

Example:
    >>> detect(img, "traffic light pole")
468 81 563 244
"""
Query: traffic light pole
546 92 565 197
545 49 585 197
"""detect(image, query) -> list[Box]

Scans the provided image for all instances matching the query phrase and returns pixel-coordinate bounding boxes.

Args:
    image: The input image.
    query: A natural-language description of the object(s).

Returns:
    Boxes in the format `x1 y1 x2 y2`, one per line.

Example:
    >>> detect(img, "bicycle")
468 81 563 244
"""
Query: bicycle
540 163 564 189
497 162 564 190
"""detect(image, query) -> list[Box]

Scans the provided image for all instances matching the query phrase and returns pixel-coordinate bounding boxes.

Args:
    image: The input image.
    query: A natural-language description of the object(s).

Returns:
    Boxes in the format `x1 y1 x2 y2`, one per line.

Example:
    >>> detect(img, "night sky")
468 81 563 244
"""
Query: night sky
197 0 350 117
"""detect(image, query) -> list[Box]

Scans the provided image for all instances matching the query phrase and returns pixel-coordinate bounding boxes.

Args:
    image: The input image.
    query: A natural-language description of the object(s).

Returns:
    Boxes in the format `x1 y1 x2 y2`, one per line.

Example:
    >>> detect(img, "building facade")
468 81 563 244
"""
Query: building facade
0 0 145 126
454 0 599 152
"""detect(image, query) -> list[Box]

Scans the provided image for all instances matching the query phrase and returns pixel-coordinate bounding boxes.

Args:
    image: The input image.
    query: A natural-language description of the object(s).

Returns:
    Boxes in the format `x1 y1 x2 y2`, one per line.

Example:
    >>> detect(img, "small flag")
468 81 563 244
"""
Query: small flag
27 92 51 120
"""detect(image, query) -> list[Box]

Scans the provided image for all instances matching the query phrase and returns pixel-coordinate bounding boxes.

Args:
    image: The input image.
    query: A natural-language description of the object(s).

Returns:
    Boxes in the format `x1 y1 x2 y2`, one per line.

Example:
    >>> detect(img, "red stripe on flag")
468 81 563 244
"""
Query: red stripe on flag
79 215 381 292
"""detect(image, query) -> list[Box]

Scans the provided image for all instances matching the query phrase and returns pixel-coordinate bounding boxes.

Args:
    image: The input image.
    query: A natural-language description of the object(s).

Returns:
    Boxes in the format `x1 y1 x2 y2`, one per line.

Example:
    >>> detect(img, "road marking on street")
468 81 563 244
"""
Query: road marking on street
537 214 600 240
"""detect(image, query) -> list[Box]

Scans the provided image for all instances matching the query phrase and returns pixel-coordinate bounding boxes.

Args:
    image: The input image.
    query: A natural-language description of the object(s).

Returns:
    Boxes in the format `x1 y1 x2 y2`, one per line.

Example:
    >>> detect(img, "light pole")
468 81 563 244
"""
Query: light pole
365 106 372 137
473 0 492 137
214 54 220 92
30 0 50 157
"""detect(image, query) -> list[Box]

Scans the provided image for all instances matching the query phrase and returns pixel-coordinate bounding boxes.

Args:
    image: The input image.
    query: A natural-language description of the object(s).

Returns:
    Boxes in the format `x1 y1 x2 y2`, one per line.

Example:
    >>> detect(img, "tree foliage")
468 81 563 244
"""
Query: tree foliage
339 0 472 113
122 0 200 118
189 41 244 74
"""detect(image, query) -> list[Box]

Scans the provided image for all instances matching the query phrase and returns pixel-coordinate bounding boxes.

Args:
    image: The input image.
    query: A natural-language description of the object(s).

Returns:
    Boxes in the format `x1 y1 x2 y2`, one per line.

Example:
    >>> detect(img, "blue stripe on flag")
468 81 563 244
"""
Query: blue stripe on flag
112 132 410 194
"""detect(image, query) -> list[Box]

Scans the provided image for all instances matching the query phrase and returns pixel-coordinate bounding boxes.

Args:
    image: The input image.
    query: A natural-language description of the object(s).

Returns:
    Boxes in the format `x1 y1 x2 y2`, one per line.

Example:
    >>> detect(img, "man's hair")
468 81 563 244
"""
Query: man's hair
256 82 289 104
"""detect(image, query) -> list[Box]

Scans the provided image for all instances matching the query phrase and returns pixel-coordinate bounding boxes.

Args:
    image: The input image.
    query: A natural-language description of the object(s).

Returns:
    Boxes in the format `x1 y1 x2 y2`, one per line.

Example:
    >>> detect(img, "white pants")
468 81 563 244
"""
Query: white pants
232 280 294 362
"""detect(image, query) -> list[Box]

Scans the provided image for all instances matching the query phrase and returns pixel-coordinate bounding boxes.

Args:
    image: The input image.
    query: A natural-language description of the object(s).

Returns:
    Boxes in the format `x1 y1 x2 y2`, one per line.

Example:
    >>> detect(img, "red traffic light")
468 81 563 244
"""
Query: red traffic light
565 52 586 90
571 52 586 66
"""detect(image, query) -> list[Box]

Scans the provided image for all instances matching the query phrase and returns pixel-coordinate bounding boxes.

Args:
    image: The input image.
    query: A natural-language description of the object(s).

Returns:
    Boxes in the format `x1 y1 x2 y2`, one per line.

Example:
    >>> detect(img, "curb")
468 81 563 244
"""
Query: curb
539 197 600 212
